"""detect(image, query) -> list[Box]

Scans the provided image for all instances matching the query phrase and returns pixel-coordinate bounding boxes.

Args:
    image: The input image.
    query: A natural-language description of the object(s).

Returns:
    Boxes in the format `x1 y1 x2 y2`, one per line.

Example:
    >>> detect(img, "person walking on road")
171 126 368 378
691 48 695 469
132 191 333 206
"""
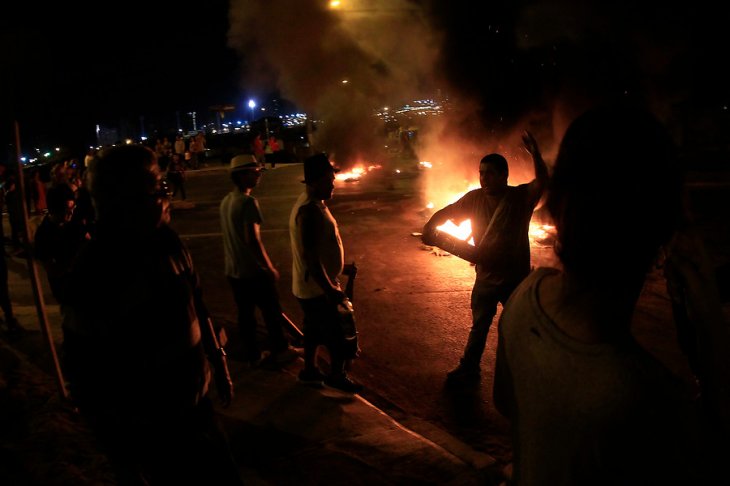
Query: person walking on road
493 103 729 484
62 144 241 485
252 132 265 169
187 131 206 170
220 154 301 368
289 153 363 394
422 132 548 386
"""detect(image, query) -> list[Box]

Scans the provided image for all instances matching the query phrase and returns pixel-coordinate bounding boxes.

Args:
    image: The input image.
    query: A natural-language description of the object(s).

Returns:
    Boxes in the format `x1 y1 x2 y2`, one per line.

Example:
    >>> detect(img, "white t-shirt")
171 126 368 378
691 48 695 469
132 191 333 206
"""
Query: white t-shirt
220 191 264 279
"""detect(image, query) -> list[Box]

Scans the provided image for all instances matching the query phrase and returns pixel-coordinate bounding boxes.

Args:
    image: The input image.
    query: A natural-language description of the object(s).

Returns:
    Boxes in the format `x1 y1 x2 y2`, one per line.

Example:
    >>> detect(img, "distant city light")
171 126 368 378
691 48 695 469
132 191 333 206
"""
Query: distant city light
329 0 341 8
342 79 349 84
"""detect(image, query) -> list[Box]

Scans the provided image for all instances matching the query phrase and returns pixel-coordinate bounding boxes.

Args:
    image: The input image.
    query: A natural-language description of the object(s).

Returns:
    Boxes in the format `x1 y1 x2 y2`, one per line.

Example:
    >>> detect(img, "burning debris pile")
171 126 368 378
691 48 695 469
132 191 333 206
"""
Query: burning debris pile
335 164 382 182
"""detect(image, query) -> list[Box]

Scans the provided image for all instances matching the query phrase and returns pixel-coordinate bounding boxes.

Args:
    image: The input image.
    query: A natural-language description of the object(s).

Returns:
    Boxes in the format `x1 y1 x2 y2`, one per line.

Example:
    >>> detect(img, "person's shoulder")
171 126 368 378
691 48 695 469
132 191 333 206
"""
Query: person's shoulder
220 190 236 202
528 266 557 283
505 182 535 201
505 267 556 310
516 178 544 196
450 187 482 206
244 194 262 212
297 198 323 219
508 183 530 192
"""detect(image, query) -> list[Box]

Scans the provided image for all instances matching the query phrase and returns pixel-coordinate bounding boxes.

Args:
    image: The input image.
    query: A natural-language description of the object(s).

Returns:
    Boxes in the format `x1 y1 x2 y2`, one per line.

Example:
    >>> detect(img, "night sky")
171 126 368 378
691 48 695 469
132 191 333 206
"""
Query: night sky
3 0 729 165
2 1 238 154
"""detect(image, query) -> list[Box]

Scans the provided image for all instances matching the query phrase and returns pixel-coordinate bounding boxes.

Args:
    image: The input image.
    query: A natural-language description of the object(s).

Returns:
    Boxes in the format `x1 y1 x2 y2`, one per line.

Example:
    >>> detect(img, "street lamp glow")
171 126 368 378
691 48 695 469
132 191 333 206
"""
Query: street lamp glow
248 99 256 123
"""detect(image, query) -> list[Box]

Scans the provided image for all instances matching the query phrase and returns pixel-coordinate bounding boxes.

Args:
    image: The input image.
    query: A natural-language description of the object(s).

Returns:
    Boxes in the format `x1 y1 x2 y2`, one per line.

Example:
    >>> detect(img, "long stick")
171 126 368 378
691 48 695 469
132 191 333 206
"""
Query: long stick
281 311 304 341
13 121 68 399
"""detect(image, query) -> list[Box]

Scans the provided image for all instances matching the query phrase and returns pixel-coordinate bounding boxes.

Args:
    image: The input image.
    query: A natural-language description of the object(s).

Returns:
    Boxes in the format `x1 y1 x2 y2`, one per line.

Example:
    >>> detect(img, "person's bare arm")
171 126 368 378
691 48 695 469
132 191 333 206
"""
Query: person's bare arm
246 220 279 280
522 131 549 204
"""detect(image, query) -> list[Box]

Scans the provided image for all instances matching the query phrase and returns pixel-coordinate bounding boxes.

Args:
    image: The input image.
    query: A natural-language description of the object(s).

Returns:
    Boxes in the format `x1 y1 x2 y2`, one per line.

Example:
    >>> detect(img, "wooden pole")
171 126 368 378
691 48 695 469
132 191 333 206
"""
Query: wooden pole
13 121 68 399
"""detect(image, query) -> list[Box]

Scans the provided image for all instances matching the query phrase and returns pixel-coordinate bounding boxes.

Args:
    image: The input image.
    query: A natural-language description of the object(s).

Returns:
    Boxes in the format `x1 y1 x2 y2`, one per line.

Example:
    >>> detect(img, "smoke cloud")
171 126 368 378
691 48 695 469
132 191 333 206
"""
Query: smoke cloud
228 0 442 165
228 0 725 190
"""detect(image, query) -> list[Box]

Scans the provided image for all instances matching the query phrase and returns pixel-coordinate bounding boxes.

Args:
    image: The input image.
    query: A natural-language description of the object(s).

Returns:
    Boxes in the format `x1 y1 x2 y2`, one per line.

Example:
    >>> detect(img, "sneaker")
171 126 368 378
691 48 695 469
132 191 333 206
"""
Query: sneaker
323 373 363 394
445 364 481 386
297 368 326 387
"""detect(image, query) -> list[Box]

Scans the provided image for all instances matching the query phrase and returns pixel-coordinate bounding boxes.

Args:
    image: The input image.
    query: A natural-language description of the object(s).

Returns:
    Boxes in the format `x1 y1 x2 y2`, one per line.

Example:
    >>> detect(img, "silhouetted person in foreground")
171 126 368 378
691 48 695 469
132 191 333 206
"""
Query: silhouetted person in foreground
63 144 242 485
493 103 729 484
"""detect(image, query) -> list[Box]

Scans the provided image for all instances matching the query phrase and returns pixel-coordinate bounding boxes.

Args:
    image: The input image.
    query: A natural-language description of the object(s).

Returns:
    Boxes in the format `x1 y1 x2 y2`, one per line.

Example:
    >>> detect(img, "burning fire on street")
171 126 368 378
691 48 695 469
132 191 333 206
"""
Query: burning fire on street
335 164 382 182
429 218 555 248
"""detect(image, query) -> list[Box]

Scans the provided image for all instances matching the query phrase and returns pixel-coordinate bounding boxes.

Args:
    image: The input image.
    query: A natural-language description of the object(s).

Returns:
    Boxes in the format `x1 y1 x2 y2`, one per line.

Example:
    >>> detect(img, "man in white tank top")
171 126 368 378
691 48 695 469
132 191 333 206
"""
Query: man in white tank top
289 153 363 394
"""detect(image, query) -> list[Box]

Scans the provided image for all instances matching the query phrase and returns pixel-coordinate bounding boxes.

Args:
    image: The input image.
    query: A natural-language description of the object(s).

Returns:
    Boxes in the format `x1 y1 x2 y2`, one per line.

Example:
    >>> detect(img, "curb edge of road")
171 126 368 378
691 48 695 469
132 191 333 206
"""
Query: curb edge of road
354 392 500 472
278 363 503 479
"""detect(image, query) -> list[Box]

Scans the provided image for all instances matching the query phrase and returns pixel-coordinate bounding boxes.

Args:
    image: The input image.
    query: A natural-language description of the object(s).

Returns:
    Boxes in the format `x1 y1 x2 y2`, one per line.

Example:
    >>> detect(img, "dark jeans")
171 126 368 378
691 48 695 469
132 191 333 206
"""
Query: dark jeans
228 274 289 362
461 277 520 370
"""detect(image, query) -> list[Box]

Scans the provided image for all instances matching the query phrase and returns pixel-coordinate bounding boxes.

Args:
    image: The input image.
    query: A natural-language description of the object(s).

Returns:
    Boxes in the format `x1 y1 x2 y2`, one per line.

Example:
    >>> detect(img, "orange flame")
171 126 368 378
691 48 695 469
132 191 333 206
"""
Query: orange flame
436 220 475 246
335 164 382 182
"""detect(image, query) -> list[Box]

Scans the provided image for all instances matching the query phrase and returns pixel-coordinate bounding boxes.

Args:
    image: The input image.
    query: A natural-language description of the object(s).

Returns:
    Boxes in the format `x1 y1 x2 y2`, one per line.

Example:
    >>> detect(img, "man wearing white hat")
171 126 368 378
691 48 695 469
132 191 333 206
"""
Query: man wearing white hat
220 154 300 367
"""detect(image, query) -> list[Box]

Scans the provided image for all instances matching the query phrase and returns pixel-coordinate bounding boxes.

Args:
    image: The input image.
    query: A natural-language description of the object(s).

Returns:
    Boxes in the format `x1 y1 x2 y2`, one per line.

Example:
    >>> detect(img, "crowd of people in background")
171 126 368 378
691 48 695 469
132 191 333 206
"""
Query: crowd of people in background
155 131 207 171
